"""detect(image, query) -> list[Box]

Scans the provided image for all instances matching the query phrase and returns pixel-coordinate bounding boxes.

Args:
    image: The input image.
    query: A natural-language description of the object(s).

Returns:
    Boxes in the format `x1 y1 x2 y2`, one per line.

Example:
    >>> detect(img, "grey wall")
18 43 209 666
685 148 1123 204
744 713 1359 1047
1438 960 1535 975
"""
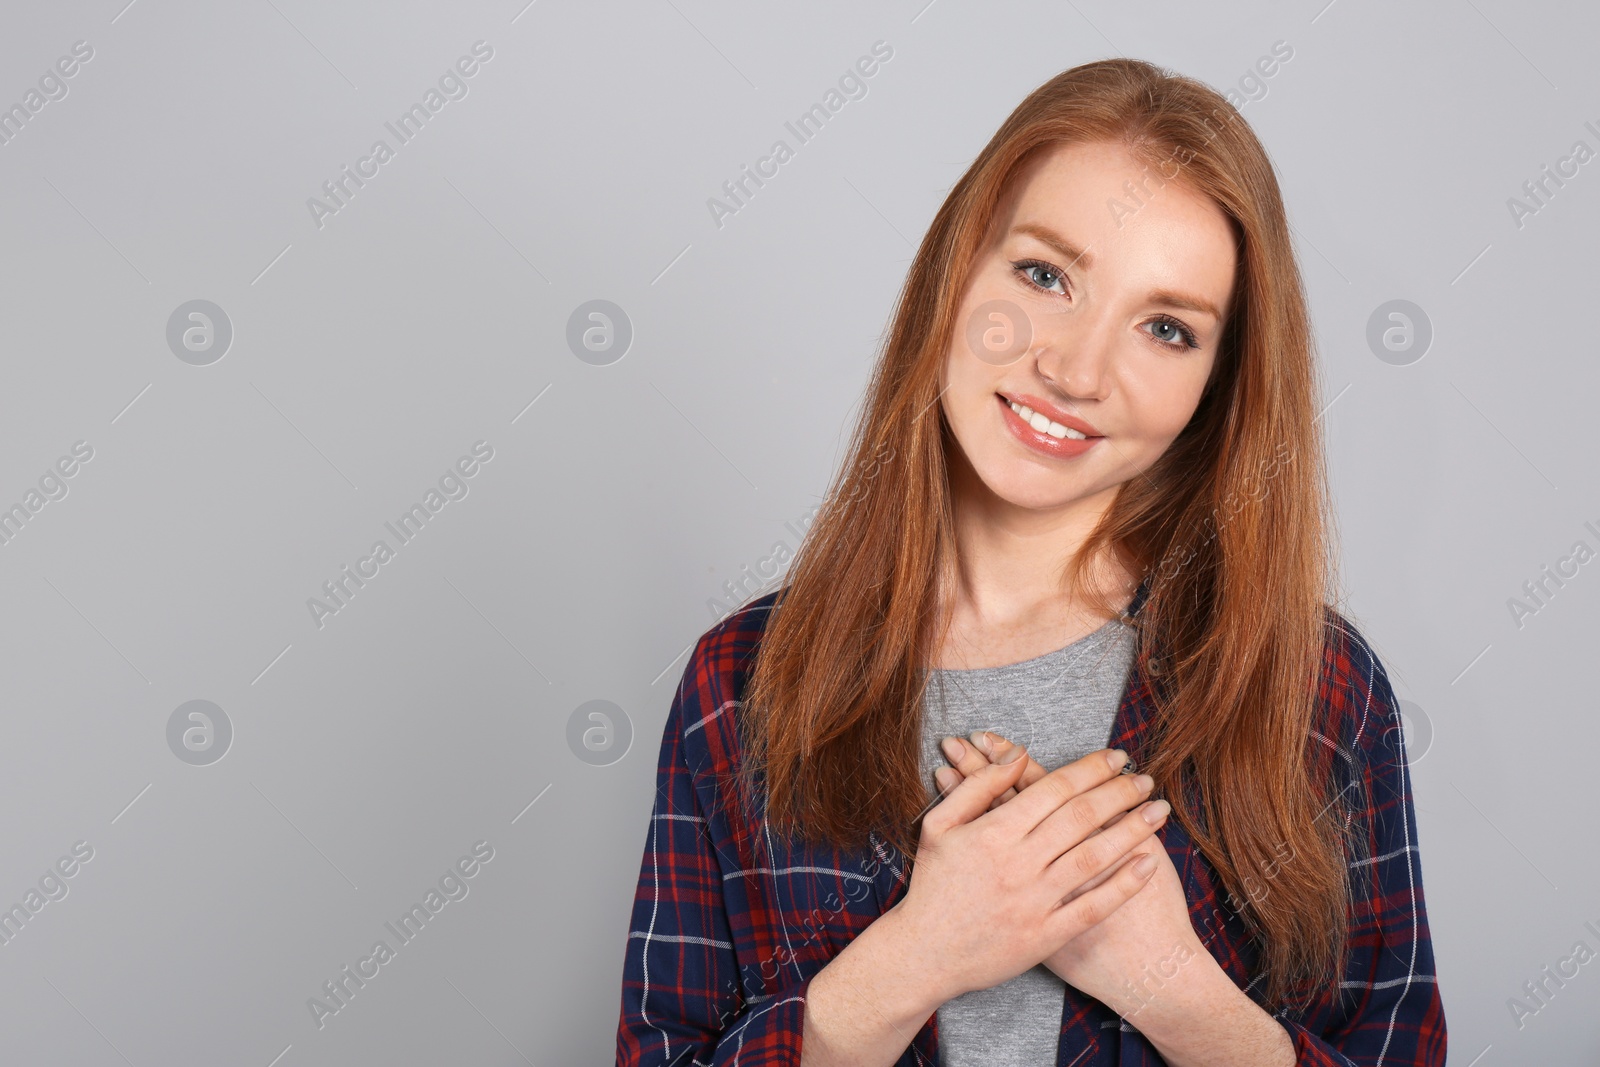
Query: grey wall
0 0 1594 1063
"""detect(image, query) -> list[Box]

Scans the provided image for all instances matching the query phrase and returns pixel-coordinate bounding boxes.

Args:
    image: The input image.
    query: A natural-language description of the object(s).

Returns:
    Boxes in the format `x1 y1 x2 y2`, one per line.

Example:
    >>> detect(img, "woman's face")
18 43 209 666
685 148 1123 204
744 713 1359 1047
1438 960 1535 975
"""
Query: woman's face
938 139 1237 516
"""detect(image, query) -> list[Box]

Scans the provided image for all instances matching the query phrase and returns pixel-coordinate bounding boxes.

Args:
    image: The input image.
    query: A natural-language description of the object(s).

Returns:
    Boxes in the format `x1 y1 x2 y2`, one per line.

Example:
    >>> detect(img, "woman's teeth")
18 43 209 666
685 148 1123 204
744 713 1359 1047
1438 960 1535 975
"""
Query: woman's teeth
1008 399 1087 440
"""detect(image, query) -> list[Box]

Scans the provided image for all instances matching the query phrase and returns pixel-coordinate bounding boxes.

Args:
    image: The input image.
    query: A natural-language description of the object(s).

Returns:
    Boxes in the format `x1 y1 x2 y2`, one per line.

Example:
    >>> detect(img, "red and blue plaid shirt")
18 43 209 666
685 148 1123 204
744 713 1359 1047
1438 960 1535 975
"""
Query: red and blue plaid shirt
615 577 1447 1065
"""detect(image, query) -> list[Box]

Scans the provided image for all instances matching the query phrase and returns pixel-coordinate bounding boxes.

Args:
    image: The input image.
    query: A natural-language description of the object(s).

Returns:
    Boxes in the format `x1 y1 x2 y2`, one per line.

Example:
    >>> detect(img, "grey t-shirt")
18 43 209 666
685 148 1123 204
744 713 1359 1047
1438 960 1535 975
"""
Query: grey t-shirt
917 614 1137 1066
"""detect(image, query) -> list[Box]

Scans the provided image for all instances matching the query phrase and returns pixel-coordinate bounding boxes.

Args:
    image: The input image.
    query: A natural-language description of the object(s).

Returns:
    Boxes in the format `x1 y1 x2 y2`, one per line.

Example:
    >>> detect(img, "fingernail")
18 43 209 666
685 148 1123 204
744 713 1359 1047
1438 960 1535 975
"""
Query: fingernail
1105 749 1128 772
1134 774 1154 793
941 737 965 762
1132 853 1157 877
934 767 955 791
998 743 1025 764
969 731 993 756
1141 799 1170 824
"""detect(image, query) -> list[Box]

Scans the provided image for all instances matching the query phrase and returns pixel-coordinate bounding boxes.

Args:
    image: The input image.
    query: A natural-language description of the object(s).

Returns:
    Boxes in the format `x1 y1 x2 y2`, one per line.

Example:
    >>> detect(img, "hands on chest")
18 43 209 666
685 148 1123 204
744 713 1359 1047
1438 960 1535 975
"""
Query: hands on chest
898 732 1207 1020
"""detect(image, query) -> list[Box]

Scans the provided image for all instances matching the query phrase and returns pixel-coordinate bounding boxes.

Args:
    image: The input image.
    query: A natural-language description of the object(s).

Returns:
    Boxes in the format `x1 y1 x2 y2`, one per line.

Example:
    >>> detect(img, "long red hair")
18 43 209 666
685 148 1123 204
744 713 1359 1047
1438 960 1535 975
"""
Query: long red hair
733 57 1348 1011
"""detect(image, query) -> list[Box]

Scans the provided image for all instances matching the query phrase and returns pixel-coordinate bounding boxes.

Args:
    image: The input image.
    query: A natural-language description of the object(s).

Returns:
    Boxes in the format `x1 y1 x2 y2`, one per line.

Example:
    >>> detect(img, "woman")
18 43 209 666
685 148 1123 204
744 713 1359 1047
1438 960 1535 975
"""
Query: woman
616 58 1445 1066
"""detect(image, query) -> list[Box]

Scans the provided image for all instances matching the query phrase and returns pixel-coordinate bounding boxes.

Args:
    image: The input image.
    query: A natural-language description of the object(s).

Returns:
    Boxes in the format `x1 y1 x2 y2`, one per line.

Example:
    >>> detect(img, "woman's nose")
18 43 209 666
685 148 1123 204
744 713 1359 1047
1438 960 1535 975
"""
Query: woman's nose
1031 328 1113 401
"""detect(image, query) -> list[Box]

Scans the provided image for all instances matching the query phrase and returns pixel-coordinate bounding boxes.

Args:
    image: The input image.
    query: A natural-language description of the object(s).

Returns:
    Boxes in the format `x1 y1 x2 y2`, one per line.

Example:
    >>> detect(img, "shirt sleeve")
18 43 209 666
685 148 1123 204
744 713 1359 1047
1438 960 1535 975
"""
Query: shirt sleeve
614 650 816 1066
1278 633 1448 1066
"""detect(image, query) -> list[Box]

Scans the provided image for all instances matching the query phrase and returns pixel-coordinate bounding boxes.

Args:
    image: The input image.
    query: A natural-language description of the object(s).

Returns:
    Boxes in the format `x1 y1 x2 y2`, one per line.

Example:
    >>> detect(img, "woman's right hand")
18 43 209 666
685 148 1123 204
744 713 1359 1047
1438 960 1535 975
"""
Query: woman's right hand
889 745 1162 1001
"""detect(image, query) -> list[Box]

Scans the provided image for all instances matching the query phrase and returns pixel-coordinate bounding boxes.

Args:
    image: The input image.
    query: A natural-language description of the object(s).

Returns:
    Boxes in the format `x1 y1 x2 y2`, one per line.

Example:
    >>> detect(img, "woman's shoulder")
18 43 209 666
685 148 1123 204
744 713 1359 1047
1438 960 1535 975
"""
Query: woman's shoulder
667 589 786 771
684 588 785 697
1313 604 1409 794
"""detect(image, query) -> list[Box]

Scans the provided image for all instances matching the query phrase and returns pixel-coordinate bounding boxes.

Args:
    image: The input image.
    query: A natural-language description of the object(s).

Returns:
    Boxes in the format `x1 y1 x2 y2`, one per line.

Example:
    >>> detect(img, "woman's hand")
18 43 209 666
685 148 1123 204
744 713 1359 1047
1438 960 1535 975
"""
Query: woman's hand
893 741 1165 1006
935 733 1206 1020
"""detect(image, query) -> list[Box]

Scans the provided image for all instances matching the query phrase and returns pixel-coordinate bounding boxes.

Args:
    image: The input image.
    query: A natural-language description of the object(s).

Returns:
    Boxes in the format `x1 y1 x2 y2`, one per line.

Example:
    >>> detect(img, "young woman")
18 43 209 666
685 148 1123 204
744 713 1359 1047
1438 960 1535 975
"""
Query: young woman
615 58 1445 1067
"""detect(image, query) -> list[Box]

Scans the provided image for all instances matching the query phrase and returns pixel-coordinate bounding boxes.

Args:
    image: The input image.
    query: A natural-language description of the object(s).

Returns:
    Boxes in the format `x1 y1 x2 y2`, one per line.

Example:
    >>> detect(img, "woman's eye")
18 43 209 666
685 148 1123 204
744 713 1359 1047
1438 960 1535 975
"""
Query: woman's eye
1145 318 1199 350
1013 261 1066 295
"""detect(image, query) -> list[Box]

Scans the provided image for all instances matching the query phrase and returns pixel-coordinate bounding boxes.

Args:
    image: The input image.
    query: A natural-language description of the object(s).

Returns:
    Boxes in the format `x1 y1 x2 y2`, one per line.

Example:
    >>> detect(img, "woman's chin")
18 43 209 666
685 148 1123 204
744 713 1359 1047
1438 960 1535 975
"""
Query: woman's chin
972 469 1094 512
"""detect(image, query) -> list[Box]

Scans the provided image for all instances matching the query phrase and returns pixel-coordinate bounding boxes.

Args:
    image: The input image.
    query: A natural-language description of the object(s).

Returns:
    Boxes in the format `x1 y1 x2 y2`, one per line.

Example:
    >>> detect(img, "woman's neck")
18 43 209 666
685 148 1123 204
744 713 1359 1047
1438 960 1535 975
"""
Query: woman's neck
932 468 1138 671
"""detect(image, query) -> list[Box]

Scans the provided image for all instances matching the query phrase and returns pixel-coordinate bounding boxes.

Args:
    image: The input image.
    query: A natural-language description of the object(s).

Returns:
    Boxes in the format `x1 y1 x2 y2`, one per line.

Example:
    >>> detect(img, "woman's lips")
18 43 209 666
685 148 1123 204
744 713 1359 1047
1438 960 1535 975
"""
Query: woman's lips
998 391 1102 437
997 393 1102 458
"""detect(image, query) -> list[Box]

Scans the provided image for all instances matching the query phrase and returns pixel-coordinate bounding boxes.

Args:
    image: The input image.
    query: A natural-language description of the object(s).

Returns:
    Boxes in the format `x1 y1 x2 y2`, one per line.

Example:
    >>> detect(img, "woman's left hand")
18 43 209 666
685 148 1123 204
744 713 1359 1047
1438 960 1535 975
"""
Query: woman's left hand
935 732 1210 1020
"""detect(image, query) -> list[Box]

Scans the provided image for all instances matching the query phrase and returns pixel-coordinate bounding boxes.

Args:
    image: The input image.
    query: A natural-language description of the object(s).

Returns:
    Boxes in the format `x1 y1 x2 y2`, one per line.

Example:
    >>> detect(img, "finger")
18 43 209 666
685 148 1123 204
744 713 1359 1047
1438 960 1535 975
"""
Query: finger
1030 772 1157 864
1057 806 1126 856
942 735 1028 811
933 765 1009 814
965 732 1053 810
940 735 996 780
972 732 1051 792
921 743 1033 833
938 734 996 809
1064 804 1136 847
977 746 1132 836
1061 802 1170 899
936 766 1013 813
1043 841 1161 943
1044 796 1169 900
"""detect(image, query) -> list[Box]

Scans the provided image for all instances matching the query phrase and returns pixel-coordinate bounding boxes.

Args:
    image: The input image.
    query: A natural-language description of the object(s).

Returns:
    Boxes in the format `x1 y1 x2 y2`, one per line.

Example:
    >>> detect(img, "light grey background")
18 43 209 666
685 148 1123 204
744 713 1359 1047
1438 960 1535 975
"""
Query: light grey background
0 0 1594 1063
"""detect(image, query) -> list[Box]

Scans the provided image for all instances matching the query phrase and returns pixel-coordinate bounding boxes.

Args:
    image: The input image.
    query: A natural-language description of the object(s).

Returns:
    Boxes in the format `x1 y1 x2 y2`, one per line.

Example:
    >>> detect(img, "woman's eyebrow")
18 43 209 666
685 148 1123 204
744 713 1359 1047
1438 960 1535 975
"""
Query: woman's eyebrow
1012 222 1093 270
1012 220 1223 323
1148 287 1222 323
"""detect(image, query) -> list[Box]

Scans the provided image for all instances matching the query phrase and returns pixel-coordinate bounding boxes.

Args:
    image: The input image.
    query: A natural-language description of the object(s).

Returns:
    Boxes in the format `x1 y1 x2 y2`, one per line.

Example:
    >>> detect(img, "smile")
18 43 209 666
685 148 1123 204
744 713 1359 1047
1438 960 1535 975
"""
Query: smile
1006 398 1089 439
996 394 1102 459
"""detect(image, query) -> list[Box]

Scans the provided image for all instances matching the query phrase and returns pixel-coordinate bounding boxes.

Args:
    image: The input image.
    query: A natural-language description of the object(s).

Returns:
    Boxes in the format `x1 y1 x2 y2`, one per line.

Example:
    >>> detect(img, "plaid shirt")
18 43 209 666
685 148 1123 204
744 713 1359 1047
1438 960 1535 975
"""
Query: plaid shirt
615 577 1447 1066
